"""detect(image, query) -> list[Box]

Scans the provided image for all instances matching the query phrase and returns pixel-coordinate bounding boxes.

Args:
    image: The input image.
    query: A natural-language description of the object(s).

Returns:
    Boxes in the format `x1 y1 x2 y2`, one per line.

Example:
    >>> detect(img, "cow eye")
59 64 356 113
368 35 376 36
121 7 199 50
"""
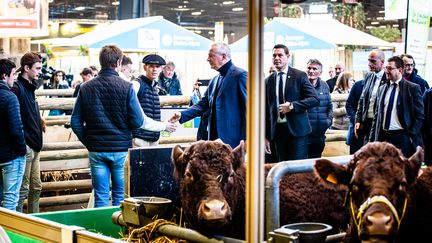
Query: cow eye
228 172 234 183
399 181 407 191
351 184 359 193
184 171 193 181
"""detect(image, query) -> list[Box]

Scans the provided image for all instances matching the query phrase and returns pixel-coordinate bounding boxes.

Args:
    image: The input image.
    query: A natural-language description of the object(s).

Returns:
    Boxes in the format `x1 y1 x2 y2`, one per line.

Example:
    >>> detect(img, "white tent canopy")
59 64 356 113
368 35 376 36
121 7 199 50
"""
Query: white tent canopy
231 17 394 52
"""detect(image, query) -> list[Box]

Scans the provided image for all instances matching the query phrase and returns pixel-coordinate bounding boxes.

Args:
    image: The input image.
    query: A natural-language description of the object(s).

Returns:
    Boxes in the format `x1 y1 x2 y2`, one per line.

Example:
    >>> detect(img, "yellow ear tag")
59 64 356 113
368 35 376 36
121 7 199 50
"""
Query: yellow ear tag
326 173 338 184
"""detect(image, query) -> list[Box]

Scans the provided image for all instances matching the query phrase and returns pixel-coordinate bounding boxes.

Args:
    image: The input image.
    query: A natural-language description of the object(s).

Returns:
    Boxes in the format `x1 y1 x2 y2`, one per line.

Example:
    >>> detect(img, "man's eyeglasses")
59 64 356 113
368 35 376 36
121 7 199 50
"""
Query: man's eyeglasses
404 63 414 67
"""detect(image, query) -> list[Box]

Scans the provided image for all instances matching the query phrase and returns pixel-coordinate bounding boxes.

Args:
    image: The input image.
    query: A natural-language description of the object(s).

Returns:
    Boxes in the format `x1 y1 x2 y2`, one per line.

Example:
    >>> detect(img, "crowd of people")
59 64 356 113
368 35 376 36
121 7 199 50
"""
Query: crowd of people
1 42 431 212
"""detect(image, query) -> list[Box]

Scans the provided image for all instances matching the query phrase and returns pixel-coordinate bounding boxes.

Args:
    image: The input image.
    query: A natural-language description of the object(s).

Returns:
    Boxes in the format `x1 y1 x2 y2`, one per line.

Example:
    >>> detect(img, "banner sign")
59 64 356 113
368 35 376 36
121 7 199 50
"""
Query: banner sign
0 0 49 37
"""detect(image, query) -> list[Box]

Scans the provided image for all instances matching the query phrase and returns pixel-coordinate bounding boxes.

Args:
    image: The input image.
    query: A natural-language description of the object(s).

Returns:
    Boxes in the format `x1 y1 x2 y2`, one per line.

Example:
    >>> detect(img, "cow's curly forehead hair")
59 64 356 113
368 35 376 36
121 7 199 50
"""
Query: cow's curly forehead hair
184 141 233 168
348 142 405 173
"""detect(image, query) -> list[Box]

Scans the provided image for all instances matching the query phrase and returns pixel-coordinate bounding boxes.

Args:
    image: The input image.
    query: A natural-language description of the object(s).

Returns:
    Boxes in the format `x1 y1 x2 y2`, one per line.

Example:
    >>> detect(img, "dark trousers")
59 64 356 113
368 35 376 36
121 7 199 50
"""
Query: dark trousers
347 123 364 154
308 135 325 159
361 118 373 145
274 123 308 162
378 130 413 158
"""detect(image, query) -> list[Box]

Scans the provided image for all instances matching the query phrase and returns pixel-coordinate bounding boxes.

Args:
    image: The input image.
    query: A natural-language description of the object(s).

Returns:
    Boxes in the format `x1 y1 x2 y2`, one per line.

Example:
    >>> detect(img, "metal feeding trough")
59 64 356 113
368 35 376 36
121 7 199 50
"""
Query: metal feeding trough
112 196 172 227
269 222 332 243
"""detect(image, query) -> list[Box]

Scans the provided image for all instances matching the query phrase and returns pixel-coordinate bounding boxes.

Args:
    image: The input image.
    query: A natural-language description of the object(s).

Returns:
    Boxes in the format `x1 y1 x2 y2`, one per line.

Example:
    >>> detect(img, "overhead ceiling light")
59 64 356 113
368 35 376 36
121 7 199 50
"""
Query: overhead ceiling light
191 11 201 16
74 6 85 11
112 1 120 6
223 1 235 5
370 21 379 25
232 7 243 12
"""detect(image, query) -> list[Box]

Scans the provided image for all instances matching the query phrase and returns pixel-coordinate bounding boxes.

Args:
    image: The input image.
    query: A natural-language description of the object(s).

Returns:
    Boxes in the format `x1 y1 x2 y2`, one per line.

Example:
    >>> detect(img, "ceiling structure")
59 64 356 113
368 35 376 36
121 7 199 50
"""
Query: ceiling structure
47 0 401 43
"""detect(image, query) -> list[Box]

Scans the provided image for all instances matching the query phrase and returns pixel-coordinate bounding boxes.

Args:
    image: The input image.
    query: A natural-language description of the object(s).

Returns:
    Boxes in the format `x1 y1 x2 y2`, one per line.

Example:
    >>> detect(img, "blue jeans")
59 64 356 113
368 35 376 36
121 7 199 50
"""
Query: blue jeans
89 151 127 207
0 156 25 210
17 146 42 213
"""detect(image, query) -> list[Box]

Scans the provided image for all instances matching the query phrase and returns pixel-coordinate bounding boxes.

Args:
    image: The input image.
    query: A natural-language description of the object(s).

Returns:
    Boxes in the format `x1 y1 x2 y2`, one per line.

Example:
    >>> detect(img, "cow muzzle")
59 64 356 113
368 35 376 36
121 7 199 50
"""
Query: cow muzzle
198 199 231 223
350 194 407 241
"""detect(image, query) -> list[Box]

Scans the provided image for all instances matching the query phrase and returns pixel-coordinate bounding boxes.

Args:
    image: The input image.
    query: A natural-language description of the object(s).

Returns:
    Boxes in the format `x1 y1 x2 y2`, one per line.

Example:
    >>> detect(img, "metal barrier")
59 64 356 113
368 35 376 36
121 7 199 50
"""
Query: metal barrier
265 155 352 240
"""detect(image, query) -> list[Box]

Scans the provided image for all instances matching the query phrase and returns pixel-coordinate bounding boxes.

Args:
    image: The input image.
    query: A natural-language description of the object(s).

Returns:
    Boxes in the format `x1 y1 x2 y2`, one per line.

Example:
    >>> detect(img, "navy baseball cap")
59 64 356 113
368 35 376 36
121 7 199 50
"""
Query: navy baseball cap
142 54 166 65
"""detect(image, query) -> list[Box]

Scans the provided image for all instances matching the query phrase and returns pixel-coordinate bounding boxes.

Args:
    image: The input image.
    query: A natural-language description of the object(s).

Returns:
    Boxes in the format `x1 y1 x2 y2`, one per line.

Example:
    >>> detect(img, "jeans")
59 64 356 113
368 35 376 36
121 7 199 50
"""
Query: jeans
0 156 25 210
17 146 42 213
89 151 127 207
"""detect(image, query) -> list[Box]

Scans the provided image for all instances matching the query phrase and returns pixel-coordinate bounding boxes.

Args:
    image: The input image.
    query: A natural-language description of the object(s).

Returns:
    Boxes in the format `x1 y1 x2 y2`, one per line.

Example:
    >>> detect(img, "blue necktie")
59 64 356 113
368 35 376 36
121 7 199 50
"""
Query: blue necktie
384 83 397 130
278 72 285 119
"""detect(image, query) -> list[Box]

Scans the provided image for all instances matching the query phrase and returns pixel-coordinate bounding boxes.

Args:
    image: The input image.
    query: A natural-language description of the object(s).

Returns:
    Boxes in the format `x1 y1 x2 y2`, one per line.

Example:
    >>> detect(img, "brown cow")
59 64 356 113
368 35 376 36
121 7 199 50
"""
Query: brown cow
315 142 432 243
172 140 348 239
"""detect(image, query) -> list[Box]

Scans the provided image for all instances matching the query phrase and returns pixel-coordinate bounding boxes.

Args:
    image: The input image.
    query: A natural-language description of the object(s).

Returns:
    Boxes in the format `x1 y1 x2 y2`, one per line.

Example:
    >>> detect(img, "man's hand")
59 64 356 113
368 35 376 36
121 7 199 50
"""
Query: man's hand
265 138 272 154
279 102 293 114
193 79 201 90
354 122 361 139
169 112 181 123
164 121 177 132
41 118 46 133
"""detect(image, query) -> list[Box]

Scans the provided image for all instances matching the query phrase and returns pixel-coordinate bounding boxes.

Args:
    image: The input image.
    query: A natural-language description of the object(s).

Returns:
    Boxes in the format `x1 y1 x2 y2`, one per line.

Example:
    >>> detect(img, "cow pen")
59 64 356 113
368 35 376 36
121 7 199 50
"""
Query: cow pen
3 89 354 242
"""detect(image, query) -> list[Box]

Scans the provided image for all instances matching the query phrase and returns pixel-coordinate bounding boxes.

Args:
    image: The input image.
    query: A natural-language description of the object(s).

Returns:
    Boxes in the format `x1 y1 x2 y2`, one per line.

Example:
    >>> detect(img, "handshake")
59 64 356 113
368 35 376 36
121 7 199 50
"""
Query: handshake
163 112 182 132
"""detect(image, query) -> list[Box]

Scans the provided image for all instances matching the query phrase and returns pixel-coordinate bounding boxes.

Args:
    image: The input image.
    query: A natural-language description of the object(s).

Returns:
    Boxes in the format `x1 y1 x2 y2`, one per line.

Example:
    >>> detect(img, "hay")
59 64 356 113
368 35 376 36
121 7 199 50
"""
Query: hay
41 170 73 181
123 218 187 243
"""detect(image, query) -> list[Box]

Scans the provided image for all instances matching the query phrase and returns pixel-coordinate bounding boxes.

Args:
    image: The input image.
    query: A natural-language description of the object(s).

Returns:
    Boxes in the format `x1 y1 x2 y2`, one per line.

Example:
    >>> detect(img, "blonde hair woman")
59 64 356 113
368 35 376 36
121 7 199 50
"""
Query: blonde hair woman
332 71 354 130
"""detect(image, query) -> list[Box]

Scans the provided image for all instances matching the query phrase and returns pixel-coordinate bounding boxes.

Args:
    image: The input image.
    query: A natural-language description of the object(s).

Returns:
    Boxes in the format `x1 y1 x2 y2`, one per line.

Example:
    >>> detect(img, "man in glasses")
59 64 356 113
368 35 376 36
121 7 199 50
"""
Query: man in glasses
370 56 424 157
400 54 429 94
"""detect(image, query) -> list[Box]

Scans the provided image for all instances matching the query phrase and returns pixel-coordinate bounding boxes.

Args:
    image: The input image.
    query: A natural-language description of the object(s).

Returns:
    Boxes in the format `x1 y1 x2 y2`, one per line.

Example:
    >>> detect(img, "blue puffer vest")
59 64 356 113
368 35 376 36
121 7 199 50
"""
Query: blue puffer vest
79 69 133 152
132 75 161 142
307 79 332 137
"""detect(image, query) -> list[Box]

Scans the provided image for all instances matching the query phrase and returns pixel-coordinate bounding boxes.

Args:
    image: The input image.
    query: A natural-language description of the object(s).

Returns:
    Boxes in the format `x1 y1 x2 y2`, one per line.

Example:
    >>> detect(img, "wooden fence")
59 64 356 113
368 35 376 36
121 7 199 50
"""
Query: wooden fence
36 91 349 211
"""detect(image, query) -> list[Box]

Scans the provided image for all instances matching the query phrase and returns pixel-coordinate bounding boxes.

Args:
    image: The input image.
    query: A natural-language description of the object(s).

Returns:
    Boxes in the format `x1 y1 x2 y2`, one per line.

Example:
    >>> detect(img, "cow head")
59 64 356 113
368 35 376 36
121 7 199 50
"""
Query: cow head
171 140 246 235
315 142 423 243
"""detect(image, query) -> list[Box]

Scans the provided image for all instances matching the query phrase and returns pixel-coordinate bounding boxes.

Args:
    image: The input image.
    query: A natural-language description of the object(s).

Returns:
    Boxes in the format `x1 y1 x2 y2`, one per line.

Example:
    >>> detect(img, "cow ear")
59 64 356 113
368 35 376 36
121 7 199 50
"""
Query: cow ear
406 146 424 184
315 159 351 186
232 140 246 170
172 145 186 180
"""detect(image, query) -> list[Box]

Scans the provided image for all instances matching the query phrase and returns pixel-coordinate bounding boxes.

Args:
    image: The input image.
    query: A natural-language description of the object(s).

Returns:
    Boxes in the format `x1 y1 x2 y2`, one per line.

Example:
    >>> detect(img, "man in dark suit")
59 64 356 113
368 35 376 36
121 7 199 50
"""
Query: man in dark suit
169 42 247 148
355 49 386 144
325 61 344 92
265 44 319 161
370 56 424 157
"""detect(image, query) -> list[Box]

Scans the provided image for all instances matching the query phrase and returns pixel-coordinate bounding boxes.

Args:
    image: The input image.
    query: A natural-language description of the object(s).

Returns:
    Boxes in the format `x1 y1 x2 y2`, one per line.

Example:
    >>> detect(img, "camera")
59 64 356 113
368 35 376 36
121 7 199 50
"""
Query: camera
40 66 56 80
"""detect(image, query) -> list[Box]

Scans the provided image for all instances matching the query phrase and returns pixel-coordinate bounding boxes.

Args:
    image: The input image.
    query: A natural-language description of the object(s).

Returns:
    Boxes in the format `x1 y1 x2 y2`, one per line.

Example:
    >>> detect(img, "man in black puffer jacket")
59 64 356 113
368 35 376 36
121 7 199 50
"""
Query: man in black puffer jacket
0 59 26 211
305 59 332 158
131 54 167 147
71 45 176 207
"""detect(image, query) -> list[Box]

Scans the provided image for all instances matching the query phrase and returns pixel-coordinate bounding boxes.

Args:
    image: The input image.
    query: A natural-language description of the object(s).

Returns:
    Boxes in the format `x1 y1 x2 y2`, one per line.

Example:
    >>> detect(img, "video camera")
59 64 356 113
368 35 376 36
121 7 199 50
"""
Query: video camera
40 66 56 80
40 66 74 86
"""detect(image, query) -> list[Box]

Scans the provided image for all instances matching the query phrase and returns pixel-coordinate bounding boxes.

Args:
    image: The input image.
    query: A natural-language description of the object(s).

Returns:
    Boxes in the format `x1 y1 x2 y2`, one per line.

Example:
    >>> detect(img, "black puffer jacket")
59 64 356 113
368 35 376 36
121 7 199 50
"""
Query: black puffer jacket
0 81 26 163
307 79 332 137
73 68 136 152
132 75 161 142
11 75 43 152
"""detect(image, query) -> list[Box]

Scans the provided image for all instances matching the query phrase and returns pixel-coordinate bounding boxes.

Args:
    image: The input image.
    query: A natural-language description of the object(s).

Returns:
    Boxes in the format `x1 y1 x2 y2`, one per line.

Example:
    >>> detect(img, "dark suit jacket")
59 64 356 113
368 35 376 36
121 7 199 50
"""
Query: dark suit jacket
180 63 247 148
370 79 424 148
355 72 387 124
265 67 319 140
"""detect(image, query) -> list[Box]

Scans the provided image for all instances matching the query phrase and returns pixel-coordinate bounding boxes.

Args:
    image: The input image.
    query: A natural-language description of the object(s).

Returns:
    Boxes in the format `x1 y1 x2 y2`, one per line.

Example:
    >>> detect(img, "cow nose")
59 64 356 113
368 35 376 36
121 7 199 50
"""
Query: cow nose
365 212 392 236
200 199 228 220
